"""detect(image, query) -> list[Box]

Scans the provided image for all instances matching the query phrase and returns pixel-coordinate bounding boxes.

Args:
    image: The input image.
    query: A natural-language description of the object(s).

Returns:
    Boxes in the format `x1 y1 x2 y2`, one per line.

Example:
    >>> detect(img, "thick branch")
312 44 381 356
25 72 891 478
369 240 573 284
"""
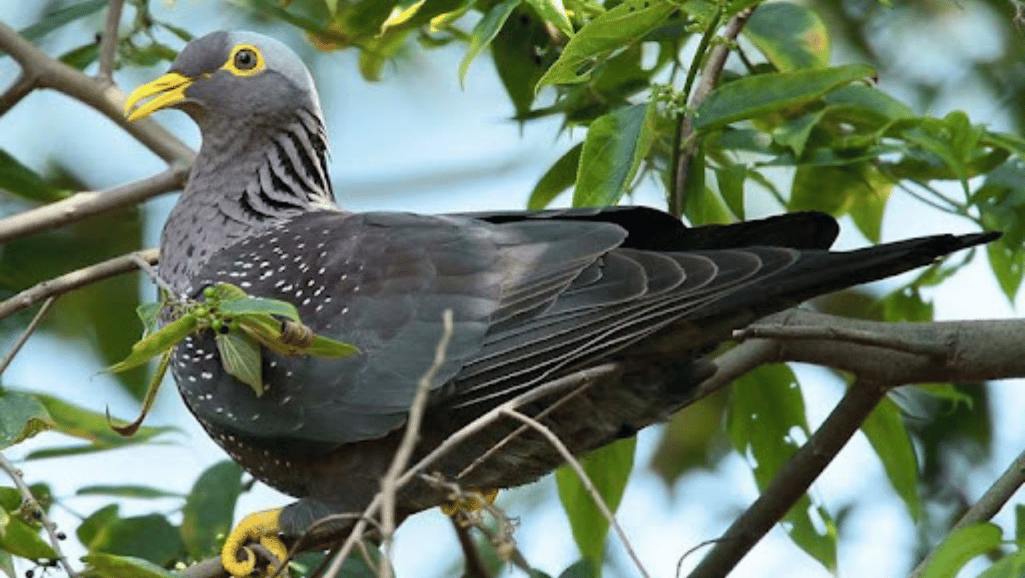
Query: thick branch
686 378 890 578
0 248 159 320
0 72 34 116
0 22 194 165
0 165 188 244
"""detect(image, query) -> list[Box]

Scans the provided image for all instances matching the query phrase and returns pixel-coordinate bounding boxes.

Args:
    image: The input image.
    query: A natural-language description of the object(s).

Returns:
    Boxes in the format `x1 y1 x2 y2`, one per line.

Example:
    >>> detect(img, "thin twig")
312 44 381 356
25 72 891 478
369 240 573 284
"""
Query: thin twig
131 254 174 295
669 7 755 216
686 378 890 578
0 72 35 116
0 452 80 578
501 408 651 578
909 446 1025 578
0 22 194 165
378 309 455 578
0 164 189 244
450 517 493 578
733 323 951 357
0 248 159 321
97 0 125 83
0 297 56 376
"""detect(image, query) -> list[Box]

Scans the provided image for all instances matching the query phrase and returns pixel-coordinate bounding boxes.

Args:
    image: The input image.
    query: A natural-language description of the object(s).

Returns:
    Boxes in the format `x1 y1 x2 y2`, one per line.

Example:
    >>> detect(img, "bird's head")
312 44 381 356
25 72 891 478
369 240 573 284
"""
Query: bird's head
124 30 322 126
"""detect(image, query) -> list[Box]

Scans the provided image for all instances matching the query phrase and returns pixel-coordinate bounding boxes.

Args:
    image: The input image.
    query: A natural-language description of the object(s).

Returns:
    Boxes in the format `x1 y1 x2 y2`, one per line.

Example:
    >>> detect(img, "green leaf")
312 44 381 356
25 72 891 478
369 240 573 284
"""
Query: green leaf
305 334 361 357
790 162 892 242
0 391 54 450
728 365 837 570
17 0 107 42
860 397 920 521
574 101 657 207
216 296 301 322
557 559 595 578
743 2 830 71
525 0 574 37
555 437 635 573
0 511 57 560
977 549 1025 578
78 507 184 567
135 302 161 337
714 164 746 219
921 523 1002 578
0 150 66 203
181 461 243 559
772 110 825 158
75 485 181 499
823 84 914 123
492 7 553 118
987 239 1024 303
459 0 523 84
81 552 176 578
535 0 675 91
529 143 583 209
215 332 264 397
694 64 874 131
106 314 197 374
24 393 173 456
59 42 100 70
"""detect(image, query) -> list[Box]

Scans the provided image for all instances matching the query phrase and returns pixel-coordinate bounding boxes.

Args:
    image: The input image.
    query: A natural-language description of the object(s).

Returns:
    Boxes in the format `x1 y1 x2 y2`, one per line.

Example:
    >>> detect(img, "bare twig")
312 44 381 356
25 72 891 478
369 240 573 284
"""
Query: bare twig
0 297 56 376
97 0 126 83
733 322 951 358
669 7 755 216
910 447 1025 578
0 22 194 165
501 408 651 578
0 452 80 578
0 72 34 116
378 309 455 578
0 248 159 321
686 378 890 578
131 254 174 295
0 164 189 244
450 517 493 578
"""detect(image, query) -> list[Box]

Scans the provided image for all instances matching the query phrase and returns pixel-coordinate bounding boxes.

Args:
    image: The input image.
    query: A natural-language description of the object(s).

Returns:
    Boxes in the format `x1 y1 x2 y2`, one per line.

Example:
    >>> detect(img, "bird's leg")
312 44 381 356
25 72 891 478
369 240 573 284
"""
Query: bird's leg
440 487 499 517
222 508 289 577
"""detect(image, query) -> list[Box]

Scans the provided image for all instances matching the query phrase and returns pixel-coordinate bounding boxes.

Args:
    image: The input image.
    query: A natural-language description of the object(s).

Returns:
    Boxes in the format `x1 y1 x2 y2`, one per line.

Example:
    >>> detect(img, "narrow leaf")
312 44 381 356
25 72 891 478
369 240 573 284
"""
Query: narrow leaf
216 296 301 321
574 101 657 207
82 552 177 578
76 485 181 499
0 391 54 450
181 461 243 559
18 0 107 42
694 64 875 131
921 523 1002 578
305 335 360 358
0 150 66 203
106 314 197 374
0 514 57 560
556 437 635 572
215 332 264 397
860 397 920 521
743 2 830 71
524 0 574 37
109 350 172 437
529 143 583 209
459 0 523 84
535 0 674 91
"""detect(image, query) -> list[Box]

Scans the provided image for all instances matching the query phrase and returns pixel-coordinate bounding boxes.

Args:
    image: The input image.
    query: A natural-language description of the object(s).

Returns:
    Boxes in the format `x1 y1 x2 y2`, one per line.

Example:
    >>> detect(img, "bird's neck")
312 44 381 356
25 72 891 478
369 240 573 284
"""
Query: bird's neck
159 109 339 295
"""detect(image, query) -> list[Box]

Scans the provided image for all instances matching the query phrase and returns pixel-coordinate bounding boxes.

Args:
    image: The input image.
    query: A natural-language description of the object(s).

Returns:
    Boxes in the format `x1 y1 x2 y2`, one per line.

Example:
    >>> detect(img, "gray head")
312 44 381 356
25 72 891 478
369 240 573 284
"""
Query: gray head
124 30 323 128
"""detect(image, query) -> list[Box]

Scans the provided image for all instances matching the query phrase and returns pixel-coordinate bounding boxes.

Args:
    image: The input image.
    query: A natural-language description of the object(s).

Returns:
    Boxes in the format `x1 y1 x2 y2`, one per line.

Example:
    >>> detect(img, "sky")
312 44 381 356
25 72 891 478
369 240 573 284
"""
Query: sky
0 1 1023 577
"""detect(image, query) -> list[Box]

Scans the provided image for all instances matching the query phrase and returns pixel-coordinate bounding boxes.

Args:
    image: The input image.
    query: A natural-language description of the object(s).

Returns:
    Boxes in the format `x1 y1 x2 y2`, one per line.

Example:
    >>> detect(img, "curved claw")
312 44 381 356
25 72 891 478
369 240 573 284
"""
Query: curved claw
222 508 286 577
440 487 499 516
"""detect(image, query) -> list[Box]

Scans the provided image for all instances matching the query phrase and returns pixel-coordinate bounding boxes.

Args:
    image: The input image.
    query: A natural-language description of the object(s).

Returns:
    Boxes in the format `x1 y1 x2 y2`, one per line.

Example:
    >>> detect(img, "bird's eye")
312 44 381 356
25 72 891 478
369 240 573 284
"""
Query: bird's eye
234 48 259 70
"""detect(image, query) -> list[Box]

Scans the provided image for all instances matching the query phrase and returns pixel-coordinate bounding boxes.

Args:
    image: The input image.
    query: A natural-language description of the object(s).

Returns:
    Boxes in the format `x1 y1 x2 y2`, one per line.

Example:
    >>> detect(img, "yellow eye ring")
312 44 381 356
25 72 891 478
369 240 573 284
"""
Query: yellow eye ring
223 44 265 77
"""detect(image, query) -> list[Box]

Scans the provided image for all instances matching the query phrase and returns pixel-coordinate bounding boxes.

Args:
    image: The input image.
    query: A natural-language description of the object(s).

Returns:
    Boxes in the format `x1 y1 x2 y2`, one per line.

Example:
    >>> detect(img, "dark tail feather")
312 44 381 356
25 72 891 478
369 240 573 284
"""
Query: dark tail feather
702 231 1000 325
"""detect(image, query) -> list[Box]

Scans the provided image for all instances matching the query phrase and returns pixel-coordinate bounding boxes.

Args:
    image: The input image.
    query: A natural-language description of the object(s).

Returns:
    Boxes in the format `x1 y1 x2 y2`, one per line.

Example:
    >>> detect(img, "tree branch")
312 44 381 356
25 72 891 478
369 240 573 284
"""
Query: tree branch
0 452 80 578
686 378 890 578
0 165 188 244
0 248 159 321
669 7 754 216
97 0 126 84
909 447 1025 578
0 72 34 116
0 297 55 376
0 21 194 166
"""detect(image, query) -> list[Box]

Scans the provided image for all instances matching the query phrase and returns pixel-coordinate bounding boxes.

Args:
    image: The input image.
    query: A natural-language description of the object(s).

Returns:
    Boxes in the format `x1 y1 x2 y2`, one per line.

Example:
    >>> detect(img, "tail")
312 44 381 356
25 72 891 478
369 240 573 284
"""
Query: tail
697 231 1000 326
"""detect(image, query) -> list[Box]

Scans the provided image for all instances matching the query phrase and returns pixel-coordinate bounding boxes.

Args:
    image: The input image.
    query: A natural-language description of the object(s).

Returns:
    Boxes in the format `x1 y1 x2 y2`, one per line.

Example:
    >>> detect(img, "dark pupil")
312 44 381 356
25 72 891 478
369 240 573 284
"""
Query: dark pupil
234 49 257 70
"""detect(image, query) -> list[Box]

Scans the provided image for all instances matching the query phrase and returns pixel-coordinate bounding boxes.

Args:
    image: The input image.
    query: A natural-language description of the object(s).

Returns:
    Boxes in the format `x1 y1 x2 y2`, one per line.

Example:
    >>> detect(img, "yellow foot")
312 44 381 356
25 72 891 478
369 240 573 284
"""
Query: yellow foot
222 508 289 577
440 487 499 516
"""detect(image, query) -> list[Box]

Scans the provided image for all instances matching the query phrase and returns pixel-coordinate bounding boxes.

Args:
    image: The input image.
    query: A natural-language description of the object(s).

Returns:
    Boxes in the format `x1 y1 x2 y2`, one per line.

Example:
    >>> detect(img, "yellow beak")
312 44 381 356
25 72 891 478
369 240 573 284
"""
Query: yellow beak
123 72 194 122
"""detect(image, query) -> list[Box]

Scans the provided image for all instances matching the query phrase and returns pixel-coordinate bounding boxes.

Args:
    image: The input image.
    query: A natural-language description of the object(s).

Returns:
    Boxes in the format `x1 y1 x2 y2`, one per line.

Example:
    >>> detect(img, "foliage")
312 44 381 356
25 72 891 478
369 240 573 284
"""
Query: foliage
0 0 1022 577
